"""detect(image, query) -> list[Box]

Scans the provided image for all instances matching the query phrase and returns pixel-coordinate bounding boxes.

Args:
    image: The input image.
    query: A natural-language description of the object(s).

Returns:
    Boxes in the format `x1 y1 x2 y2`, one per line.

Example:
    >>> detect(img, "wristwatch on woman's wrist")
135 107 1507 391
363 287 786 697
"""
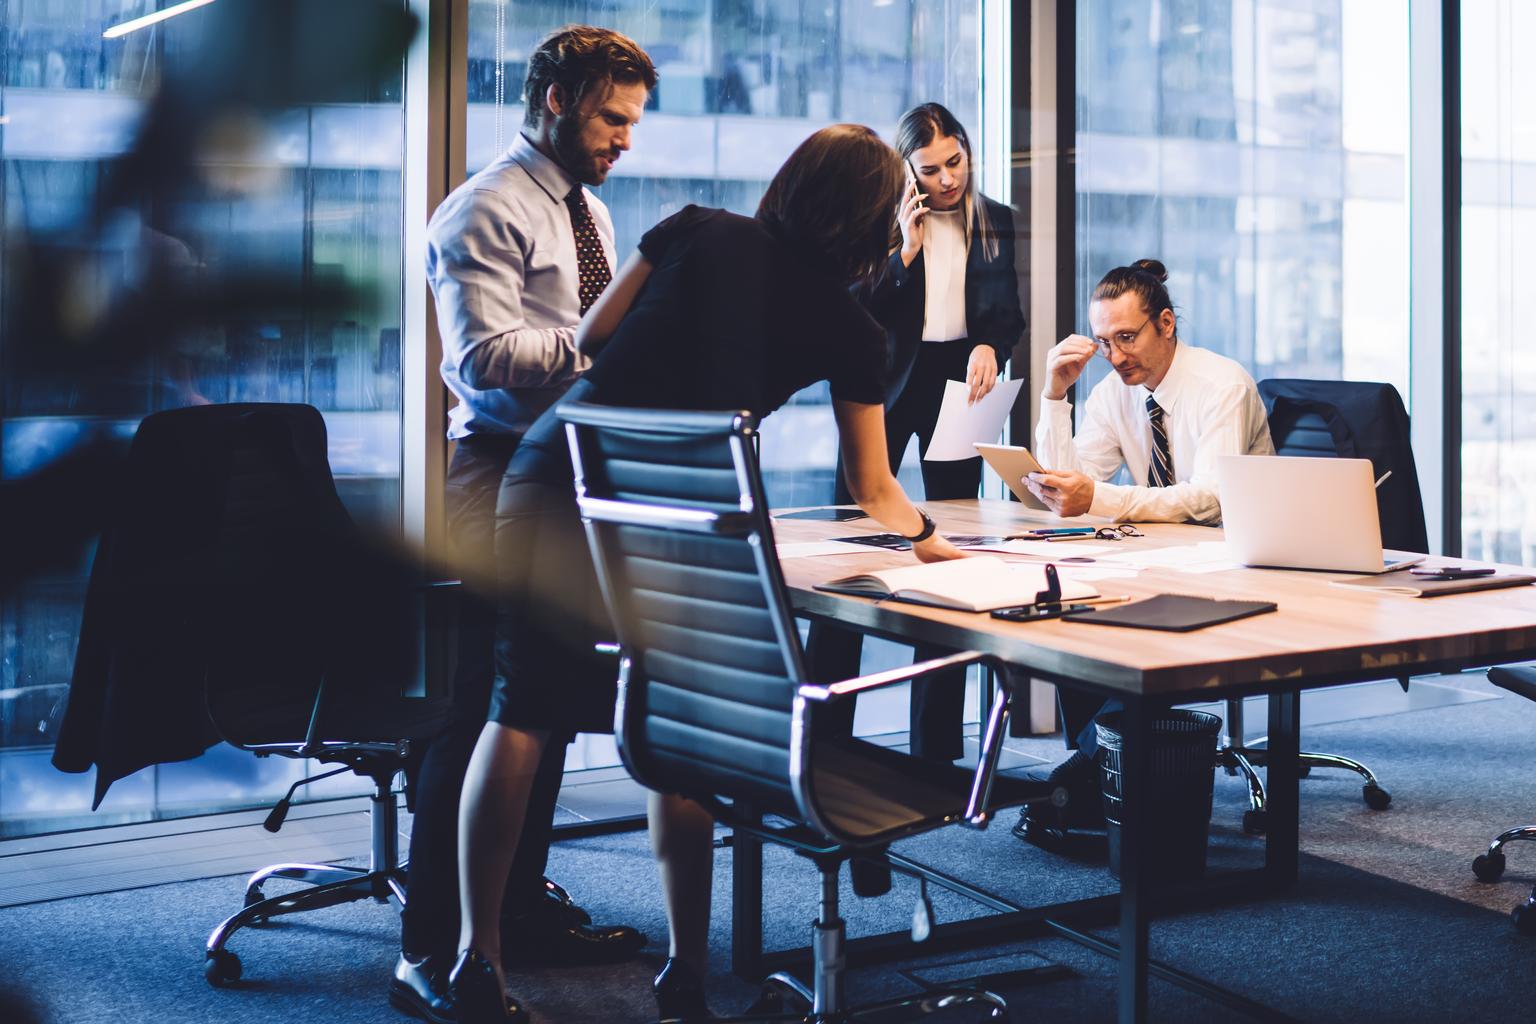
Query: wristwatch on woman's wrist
903 508 937 544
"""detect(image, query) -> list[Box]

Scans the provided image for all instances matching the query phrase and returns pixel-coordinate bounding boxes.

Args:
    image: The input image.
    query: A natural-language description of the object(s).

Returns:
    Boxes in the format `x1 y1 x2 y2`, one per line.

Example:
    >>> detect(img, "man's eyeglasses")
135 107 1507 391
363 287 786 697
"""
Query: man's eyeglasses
1092 317 1152 358
1093 524 1144 541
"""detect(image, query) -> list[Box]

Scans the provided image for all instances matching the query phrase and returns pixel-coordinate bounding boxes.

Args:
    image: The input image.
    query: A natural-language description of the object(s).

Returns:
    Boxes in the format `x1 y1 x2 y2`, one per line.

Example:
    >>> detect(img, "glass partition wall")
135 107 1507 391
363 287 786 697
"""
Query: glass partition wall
0 2 406 836
465 0 989 505
1460 0 1534 565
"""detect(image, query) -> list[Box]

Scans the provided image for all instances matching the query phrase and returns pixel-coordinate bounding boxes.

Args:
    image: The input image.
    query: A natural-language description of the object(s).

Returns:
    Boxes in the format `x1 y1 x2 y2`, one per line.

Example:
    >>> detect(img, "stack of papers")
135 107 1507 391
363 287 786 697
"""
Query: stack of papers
1096 542 1242 574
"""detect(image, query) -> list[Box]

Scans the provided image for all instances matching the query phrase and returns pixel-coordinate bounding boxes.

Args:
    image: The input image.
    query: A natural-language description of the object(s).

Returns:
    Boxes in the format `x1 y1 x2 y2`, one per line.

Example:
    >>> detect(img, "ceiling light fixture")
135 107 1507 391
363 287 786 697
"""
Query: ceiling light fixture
103 0 218 40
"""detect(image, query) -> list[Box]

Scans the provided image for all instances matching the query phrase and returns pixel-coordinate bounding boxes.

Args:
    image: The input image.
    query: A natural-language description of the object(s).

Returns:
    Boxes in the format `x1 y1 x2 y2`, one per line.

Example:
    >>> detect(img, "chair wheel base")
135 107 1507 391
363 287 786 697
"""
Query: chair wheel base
1513 900 1536 936
1362 784 1391 810
205 950 242 987
1473 852 1507 882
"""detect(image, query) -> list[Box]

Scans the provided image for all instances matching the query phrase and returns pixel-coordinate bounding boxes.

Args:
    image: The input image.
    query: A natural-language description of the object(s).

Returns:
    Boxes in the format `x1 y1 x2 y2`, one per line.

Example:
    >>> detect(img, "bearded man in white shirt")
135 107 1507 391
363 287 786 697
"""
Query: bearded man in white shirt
1015 258 1274 849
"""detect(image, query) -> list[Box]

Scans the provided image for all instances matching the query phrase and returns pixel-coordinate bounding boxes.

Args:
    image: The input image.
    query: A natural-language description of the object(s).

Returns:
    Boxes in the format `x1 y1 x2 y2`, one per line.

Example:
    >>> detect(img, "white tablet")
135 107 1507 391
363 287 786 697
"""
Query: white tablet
974 443 1048 510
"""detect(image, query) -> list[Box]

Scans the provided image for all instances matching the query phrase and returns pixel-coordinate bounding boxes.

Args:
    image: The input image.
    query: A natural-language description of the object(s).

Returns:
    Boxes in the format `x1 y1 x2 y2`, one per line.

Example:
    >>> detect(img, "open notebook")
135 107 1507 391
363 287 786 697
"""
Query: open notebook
814 556 1097 613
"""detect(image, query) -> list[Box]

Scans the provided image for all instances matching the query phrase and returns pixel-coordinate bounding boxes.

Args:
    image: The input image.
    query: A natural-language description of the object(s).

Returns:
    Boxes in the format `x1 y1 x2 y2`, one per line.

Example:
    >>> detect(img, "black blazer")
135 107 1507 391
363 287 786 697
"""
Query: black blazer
858 195 1026 406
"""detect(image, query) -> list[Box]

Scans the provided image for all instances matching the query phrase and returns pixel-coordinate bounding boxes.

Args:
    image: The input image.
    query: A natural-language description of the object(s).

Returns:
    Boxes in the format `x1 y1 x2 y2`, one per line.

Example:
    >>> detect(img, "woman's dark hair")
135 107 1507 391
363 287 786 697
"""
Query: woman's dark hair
522 25 657 128
756 124 904 284
894 102 997 260
1092 259 1176 337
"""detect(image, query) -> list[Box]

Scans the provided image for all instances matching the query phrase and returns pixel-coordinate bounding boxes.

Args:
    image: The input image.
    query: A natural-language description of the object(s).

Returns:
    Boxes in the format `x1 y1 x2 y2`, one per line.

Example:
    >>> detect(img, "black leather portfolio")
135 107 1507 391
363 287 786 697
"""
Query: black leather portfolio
1063 594 1277 632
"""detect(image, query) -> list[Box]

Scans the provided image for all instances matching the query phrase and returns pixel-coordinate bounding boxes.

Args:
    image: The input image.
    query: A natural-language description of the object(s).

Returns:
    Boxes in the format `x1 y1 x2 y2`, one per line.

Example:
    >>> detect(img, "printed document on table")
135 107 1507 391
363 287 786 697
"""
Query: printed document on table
777 541 890 559
924 377 1025 461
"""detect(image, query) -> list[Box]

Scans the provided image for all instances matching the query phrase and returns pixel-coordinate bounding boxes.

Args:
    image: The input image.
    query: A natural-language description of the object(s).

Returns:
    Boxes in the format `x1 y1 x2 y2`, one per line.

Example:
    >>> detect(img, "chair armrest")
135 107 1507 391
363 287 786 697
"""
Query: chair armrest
796 649 1013 702
796 651 1027 828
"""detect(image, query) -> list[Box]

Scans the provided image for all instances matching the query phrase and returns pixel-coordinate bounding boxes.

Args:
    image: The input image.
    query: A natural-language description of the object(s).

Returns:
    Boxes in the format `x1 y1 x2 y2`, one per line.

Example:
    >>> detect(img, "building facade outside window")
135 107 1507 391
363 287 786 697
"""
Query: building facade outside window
0 2 406 836
1461 0 1535 565
1075 0 1411 420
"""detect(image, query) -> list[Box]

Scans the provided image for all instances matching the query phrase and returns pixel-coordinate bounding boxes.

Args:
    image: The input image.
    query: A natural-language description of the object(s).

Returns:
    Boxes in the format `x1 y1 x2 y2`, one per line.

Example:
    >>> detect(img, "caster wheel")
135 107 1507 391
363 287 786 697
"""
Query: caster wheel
1473 852 1507 882
751 979 811 1016
1513 900 1536 936
205 950 242 987
1362 784 1391 810
1242 809 1267 835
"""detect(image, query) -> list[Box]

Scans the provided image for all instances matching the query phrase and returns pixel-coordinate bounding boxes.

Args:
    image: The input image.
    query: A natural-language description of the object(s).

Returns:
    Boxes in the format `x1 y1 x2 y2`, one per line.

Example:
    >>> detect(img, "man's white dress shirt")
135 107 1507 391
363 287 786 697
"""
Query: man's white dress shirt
1034 342 1274 523
427 133 616 439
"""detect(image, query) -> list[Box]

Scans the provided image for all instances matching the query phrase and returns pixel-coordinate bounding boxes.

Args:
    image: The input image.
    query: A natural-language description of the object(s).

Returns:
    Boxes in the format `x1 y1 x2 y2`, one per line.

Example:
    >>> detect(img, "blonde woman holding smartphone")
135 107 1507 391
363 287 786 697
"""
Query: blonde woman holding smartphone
810 102 1025 764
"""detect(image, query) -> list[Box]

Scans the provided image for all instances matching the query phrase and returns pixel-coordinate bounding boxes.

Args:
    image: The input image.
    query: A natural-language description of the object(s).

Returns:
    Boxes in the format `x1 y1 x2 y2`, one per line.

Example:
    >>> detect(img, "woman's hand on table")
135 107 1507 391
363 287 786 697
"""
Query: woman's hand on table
913 534 967 562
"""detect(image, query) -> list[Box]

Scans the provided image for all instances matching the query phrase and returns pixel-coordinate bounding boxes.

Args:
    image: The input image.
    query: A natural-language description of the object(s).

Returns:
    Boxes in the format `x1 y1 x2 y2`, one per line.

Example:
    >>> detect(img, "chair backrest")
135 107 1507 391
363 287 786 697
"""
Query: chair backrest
1257 379 1429 553
559 401 808 814
54 403 414 806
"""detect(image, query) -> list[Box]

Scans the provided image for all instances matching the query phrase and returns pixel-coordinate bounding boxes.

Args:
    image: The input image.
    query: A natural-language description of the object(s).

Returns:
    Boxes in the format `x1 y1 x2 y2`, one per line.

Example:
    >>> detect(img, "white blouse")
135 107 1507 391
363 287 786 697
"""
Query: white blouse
920 206 968 342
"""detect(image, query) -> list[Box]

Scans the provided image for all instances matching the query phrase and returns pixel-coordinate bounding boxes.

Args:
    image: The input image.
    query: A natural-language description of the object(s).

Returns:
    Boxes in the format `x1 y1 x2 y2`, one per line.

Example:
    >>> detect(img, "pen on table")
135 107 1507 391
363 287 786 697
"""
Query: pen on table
1375 470 1392 488
1077 594 1134 607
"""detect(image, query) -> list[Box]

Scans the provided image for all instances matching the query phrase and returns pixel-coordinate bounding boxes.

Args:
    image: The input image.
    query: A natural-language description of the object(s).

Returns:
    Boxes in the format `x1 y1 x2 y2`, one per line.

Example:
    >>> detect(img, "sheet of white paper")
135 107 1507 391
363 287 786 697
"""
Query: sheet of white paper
1097 541 1240 573
1055 566 1142 582
776 541 889 559
923 377 1026 461
958 539 1112 558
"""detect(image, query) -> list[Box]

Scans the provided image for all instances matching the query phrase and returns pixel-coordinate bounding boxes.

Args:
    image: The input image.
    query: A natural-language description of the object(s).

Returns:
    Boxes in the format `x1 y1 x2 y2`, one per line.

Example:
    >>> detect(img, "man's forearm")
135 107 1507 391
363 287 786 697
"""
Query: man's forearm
460 325 587 391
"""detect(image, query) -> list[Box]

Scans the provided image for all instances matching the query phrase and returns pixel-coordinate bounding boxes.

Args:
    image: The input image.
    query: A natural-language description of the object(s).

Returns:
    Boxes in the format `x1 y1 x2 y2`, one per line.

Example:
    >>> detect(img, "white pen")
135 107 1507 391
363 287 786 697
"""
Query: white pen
1375 470 1393 488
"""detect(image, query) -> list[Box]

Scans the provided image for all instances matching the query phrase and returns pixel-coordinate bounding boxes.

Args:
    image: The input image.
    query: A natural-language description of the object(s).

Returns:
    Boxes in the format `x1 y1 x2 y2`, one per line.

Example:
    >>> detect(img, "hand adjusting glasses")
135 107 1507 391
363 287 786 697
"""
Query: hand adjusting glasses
1091 316 1153 358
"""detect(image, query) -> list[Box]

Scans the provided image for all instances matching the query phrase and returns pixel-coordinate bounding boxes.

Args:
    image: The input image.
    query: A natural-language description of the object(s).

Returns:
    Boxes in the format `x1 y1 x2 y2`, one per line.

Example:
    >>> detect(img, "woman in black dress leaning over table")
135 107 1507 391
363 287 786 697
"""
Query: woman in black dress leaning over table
809 102 1026 764
448 124 967 1022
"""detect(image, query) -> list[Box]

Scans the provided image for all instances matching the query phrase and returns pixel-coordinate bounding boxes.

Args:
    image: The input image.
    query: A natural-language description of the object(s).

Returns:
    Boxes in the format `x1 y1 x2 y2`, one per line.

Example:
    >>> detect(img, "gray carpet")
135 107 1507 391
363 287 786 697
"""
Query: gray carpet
4 674 1535 1023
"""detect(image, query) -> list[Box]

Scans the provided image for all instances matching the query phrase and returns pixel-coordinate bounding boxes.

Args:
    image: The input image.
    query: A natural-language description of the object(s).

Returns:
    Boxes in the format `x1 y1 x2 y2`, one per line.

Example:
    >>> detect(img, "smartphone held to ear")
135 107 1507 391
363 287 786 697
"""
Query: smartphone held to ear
906 160 925 210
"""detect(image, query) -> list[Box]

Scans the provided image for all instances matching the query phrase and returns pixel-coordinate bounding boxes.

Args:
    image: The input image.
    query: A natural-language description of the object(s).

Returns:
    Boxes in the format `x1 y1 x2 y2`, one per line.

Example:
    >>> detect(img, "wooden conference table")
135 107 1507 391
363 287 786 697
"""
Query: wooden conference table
745 499 1536 1023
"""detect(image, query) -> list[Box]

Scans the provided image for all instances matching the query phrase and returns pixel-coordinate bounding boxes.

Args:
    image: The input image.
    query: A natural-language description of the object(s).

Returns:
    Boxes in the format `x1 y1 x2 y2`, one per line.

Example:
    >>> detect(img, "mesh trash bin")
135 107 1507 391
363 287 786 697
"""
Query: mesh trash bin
1095 709 1222 881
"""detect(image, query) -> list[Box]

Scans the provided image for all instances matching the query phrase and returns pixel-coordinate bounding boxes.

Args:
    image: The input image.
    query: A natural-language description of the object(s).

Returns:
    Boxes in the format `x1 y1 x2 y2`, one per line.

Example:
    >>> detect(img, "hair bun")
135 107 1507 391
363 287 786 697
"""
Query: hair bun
1131 258 1168 284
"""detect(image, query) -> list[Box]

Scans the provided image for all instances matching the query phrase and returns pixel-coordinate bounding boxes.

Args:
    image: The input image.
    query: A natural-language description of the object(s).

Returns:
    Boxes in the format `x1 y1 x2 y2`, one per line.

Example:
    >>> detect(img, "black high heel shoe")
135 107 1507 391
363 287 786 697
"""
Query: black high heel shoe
447 948 529 1024
653 957 713 1022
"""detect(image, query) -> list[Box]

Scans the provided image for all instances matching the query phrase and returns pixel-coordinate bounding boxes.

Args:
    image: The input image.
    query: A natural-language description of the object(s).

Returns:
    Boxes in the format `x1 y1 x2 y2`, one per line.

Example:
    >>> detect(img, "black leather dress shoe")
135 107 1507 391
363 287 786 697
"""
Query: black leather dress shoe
1013 750 1106 845
501 894 646 967
388 953 456 1024
543 877 590 925
446 949 528 1024
653 957 713 1022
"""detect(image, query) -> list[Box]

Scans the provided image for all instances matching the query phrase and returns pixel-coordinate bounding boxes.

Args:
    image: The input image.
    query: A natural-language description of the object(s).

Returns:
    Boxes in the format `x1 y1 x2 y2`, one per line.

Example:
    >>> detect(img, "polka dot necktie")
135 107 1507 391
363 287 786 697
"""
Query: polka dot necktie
1146 396 1174 488
564 186 611 315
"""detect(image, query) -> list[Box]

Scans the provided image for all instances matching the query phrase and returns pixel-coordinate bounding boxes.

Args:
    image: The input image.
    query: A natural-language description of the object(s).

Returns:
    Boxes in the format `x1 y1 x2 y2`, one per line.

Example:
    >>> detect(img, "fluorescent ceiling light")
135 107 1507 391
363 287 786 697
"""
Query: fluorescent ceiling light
103 0 218 40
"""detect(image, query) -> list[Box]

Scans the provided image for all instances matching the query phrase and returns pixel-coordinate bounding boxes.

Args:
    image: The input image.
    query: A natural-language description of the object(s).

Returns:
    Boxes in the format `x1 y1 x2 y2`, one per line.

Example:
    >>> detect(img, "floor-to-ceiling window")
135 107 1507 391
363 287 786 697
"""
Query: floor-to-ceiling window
1075 0 1411 404
465 0 989 507
1460 0 1534 565
0 2 407 836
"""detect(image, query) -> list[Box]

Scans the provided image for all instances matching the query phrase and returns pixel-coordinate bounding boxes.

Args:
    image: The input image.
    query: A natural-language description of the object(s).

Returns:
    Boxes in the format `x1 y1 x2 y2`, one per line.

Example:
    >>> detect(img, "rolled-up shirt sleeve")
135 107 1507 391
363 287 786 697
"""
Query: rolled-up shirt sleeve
428 191 586 391
1084 385 1253 524
1035 389 1128 483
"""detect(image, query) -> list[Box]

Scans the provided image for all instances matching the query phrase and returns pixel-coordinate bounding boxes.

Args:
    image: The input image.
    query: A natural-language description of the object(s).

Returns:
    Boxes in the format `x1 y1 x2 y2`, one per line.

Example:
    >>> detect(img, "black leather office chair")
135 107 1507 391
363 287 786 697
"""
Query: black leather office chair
1471 665 1536 934
1215 380 1427 833
54 403 447 987
560 401 1059 1022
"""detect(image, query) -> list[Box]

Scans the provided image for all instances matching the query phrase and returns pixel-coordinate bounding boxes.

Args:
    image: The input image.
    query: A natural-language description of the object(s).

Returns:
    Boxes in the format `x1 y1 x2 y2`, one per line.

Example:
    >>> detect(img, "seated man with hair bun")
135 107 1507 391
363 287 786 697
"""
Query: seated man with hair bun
1015 257 1274 848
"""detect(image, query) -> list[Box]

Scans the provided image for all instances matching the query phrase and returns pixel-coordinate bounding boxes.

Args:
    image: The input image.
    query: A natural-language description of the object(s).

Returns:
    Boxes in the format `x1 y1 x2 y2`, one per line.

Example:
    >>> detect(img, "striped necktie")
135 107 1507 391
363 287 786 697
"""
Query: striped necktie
564 186 611 315
1146 395 1174 488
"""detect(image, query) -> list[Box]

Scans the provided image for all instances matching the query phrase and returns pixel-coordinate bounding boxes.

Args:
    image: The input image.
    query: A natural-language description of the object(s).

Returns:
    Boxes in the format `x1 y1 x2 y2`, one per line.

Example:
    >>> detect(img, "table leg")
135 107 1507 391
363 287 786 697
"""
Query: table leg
1118 697 1151 1024
1264 690 1301 886
731 804 764 979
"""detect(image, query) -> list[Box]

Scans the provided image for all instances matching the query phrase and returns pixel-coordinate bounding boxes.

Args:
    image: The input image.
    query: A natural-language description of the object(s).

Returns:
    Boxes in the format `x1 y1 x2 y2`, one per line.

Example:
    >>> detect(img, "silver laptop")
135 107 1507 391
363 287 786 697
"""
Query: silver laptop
1217 455 1425 573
